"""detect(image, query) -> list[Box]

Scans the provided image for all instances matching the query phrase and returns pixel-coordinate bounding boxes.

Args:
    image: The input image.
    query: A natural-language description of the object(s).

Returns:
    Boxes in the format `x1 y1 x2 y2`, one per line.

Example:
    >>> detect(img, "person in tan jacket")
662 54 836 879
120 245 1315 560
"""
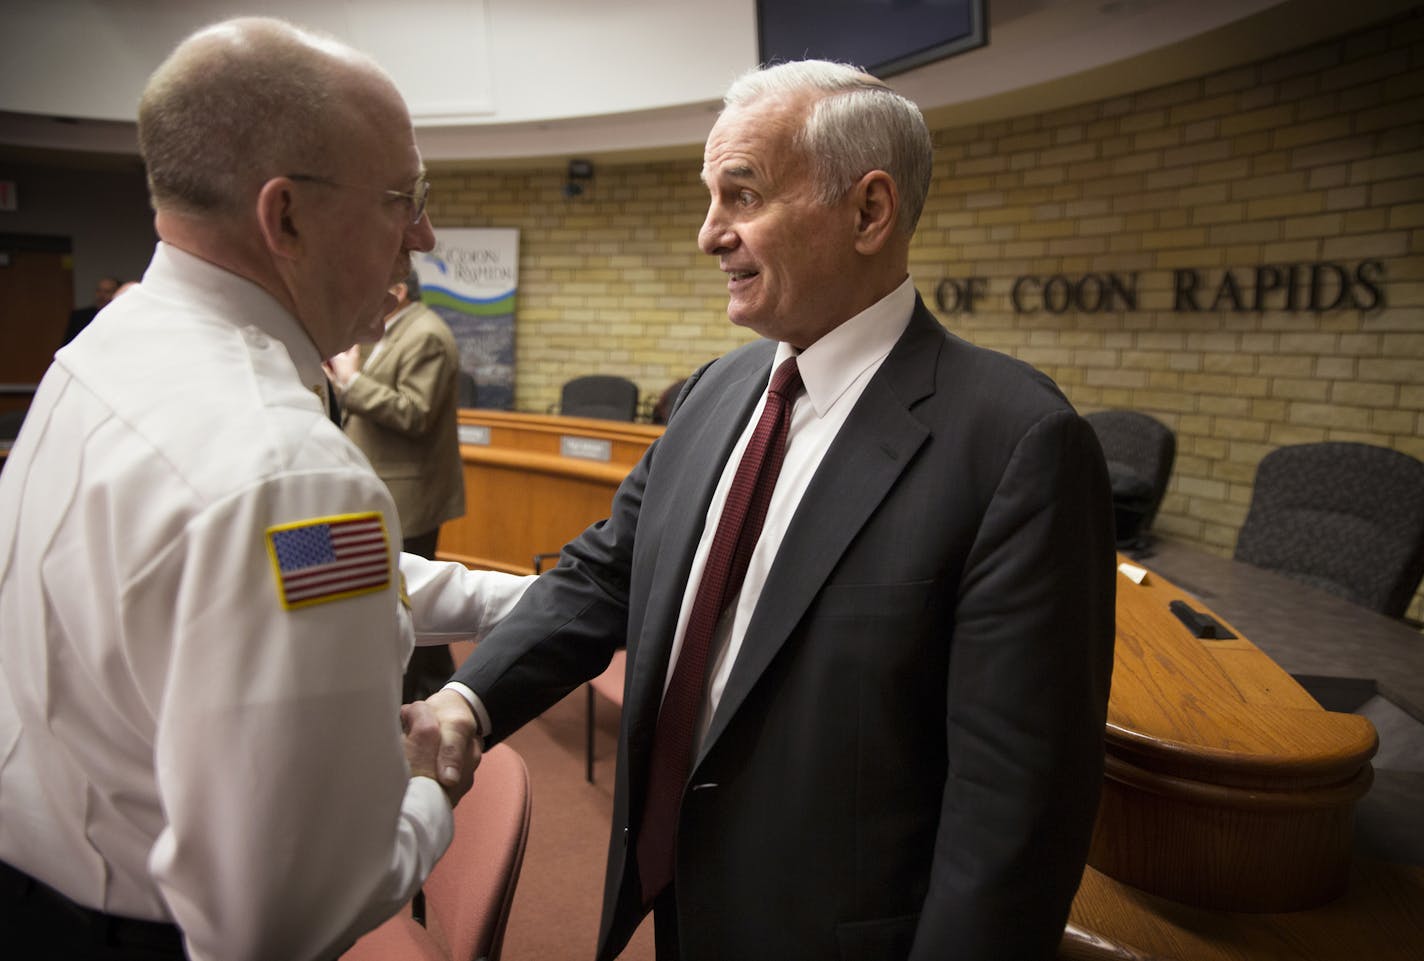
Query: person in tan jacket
329 270 467 699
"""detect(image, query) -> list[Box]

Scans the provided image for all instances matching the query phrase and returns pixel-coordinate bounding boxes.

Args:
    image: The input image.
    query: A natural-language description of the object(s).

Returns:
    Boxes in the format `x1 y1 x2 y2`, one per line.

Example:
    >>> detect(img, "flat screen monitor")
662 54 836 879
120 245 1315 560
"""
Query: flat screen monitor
756 0 987 78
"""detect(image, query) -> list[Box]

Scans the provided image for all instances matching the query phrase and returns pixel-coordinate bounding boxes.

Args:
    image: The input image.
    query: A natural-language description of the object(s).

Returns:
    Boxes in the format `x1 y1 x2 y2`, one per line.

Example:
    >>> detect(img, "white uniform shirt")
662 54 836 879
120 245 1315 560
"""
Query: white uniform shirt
0 243 531 961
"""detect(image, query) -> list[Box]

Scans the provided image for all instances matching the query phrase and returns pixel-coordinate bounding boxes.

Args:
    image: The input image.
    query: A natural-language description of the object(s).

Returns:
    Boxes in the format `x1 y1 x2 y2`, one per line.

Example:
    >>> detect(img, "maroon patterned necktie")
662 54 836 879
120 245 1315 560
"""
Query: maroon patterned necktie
636 355 803 907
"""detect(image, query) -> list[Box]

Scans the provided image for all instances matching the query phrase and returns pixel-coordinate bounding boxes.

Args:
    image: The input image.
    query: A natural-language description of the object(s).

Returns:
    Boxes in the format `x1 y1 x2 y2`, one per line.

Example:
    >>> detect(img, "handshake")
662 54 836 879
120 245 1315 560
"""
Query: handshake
400 689 483 807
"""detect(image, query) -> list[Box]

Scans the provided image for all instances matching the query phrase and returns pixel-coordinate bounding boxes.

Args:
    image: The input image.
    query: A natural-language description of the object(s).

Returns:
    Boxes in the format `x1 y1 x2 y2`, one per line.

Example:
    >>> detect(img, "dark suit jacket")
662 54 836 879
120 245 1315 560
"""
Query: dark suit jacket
456 297 1115 961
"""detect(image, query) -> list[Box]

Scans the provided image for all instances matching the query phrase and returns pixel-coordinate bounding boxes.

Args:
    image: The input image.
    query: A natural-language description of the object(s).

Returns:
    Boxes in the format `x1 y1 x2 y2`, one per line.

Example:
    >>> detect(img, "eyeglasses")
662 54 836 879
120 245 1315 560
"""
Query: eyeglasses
286 173 431 224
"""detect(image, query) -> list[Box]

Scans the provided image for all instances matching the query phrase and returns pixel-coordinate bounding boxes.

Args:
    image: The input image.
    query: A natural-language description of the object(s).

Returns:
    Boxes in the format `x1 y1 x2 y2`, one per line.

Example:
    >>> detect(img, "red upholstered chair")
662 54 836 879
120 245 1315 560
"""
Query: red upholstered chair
343 742 532 961
585 650 626 783
343 913 445 961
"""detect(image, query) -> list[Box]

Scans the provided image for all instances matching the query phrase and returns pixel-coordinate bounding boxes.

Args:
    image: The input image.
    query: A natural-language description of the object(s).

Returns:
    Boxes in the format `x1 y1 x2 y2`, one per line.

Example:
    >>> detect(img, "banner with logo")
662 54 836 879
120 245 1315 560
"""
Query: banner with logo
414 228 519 410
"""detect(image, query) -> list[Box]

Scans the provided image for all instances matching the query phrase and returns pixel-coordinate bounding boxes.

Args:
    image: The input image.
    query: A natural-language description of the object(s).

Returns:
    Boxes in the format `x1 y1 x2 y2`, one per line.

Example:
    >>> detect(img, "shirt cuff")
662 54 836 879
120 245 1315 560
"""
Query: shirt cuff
404 775 454 853
441 680 491 744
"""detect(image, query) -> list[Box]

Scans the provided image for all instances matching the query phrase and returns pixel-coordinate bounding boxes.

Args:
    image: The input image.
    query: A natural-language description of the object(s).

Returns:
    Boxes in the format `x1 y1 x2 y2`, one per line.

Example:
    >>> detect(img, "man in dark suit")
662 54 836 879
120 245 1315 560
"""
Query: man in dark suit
429 60 1116 961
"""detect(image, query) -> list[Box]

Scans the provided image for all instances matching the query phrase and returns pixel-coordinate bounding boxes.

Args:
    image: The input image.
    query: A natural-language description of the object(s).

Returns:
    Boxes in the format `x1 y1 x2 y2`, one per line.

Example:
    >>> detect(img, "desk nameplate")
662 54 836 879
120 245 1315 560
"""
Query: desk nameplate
458 425 491 446
560 436 612 462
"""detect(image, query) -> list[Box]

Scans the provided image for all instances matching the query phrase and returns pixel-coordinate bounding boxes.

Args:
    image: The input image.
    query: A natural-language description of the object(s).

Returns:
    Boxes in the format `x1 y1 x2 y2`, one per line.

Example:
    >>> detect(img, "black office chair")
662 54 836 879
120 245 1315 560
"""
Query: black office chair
557 375 639 421
650 378 688 426
1234 441 1424 619
1084 410 1176 549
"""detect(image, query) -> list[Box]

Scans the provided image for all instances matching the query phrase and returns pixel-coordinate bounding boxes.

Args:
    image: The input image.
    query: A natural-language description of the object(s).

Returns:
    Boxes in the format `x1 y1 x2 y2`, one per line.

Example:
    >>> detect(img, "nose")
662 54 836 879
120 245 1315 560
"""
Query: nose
698 203 736 256
407 212 436 252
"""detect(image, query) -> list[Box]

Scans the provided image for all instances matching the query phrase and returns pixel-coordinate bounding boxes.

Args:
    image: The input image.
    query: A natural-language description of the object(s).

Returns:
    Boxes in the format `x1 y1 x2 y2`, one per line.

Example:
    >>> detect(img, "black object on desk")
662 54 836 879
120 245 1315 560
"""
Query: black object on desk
1170 599 1237 640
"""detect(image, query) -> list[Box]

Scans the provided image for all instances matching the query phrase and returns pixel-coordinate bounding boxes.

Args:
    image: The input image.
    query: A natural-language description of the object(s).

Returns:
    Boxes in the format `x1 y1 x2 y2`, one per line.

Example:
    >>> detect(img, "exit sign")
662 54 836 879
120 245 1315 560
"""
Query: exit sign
0 180 15 211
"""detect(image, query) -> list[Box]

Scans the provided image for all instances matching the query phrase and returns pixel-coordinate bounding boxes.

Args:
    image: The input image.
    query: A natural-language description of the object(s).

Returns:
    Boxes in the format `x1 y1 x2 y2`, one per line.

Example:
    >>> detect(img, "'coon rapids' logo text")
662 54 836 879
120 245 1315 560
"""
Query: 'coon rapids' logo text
934 260 1385 315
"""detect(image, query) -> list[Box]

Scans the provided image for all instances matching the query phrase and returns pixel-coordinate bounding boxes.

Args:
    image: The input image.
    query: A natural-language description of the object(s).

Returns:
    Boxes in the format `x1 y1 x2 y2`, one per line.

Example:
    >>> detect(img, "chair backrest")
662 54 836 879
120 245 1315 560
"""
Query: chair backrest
1084 410 1176 543
341 914 445 961
651 378 688 425
341 743 532 961
559 375 638 421
1234 441 1424 619
427 743 532 961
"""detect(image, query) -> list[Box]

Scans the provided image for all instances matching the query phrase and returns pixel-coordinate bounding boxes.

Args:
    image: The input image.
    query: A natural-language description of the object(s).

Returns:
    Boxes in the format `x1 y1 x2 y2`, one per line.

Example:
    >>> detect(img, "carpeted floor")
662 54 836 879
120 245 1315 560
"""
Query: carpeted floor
499 687 655 961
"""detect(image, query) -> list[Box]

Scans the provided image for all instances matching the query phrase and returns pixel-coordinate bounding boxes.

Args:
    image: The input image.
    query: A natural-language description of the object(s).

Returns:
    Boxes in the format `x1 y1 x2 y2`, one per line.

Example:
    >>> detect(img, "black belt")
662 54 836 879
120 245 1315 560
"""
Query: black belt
0 859 187 960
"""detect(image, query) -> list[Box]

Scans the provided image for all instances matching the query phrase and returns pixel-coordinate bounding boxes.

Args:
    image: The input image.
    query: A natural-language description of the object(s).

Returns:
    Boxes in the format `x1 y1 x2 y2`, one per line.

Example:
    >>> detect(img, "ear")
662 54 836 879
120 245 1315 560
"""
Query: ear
851 170 899 256
255 177 302 260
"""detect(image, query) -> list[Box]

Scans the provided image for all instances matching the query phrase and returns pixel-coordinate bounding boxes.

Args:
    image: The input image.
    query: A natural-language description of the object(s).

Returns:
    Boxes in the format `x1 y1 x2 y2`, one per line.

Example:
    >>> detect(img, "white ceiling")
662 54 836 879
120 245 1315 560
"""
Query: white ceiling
0 0 1416 168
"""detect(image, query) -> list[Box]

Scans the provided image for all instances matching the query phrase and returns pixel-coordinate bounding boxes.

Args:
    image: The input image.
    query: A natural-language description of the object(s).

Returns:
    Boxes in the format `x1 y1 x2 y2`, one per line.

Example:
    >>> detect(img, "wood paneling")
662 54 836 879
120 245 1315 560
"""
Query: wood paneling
438 411 661 574
1094 561 1377 912
1061 560 1423 960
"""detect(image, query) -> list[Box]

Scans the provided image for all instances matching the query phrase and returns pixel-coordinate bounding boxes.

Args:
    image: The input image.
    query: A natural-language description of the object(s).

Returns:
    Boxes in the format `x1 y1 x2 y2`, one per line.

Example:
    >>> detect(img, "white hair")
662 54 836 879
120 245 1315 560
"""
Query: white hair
724 60 933 236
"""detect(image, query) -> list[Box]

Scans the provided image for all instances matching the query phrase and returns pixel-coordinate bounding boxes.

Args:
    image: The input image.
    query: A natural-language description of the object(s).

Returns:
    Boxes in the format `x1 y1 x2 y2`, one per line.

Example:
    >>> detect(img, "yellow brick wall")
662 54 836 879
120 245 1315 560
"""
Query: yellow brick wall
429 10 1424 621
431 166 744 414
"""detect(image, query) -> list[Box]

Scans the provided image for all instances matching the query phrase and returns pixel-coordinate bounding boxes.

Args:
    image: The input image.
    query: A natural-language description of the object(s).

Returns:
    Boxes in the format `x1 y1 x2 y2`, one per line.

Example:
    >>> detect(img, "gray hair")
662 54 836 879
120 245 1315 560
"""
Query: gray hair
724 60 933 237
138 18 375 215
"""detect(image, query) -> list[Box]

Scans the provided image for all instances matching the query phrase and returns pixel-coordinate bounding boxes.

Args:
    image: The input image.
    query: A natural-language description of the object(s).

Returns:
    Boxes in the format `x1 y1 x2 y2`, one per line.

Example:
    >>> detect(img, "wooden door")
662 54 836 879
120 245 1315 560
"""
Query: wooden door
0 234 73 414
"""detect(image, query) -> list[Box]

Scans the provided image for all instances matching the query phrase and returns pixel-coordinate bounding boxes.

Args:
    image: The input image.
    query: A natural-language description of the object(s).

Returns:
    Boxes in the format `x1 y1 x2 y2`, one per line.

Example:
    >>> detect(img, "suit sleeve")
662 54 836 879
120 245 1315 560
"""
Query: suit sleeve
911 410 1115 960
144 468 451 961
447 356 722 739
341 332 454 437
448 434 661 742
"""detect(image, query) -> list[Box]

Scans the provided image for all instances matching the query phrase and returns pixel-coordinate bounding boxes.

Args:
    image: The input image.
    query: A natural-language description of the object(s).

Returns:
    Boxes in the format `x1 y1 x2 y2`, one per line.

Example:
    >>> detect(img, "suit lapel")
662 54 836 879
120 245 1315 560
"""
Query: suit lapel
364 308 416 377
697 303 943 761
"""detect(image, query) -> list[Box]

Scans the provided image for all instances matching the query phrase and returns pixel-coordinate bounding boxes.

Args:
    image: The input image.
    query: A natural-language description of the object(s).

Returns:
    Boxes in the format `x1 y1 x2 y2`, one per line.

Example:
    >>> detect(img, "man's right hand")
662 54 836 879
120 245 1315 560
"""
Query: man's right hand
323 345 361 389
424 687 482 805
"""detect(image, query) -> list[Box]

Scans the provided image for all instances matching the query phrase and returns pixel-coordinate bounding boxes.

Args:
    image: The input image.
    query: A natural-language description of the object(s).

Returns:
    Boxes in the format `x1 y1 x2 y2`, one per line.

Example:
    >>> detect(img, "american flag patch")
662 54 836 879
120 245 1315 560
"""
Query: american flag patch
265 513 391 610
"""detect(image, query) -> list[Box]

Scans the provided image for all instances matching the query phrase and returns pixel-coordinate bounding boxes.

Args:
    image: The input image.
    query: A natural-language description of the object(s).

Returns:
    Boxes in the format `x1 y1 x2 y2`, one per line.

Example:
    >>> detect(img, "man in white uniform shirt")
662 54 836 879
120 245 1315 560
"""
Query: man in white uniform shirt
0 18 530 961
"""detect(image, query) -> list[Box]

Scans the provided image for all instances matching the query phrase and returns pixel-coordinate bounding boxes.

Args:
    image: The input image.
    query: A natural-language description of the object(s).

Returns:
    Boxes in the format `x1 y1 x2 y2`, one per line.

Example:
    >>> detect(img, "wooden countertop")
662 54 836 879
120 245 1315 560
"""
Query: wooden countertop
1129 538 1424 725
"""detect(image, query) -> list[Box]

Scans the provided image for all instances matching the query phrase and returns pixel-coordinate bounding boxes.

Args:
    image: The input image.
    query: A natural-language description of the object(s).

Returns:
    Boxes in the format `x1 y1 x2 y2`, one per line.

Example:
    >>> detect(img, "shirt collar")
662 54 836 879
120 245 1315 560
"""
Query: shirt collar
142 242 327 396
384 301 420 335
773 276 915 418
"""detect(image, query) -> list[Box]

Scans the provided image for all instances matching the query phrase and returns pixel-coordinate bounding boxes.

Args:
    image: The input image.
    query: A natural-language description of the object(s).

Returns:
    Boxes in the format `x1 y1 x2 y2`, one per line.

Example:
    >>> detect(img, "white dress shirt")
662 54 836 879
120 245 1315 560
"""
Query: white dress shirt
0 243 531 961
668 278 915 744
